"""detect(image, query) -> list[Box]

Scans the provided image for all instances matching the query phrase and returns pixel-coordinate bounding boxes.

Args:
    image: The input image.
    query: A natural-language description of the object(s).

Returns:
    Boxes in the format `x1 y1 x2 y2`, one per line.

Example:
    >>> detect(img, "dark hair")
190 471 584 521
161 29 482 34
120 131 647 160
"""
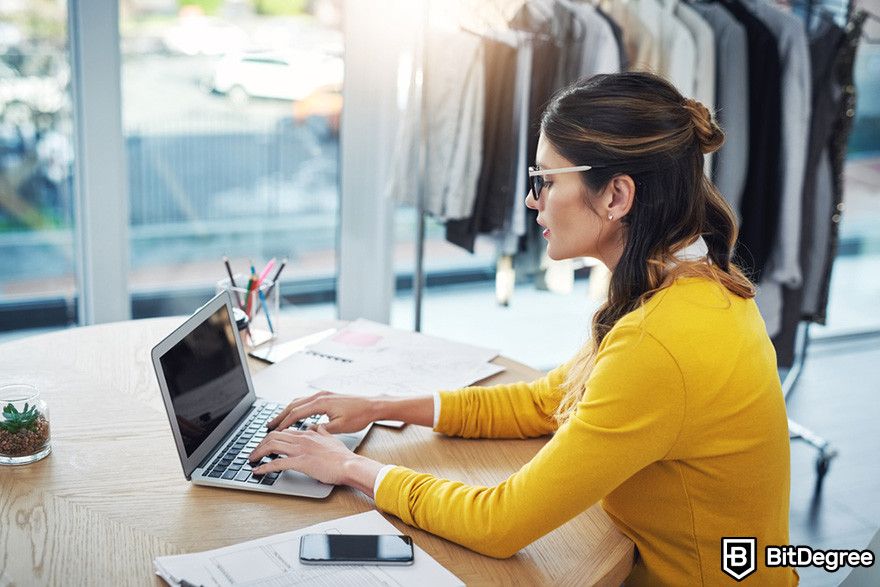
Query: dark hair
541 72 755 420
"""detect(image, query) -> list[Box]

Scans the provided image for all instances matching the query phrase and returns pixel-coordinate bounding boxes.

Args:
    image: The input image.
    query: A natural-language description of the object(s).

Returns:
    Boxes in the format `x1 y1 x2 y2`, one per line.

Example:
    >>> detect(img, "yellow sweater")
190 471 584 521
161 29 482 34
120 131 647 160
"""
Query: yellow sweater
375 277 797 585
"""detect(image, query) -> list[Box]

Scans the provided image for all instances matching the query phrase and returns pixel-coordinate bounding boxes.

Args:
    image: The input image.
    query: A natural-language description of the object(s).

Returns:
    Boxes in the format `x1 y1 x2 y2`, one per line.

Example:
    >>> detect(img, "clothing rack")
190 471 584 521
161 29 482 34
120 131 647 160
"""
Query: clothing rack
411 17 543 331
780 0 873 492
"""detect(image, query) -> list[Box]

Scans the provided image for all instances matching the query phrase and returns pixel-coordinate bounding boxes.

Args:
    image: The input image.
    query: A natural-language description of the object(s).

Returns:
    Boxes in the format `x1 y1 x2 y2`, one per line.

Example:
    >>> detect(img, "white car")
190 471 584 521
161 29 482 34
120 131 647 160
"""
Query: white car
211 51 343 103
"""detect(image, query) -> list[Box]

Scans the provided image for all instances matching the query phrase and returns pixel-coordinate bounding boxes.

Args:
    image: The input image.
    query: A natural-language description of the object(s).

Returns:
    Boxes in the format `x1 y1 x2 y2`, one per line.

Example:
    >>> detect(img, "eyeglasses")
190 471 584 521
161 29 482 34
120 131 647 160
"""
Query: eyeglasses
528 165 594 200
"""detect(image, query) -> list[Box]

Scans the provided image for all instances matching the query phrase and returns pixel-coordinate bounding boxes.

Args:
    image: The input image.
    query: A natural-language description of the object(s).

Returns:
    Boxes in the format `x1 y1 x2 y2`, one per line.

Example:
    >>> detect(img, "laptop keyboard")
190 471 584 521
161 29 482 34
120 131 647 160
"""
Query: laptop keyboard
203 404 325 486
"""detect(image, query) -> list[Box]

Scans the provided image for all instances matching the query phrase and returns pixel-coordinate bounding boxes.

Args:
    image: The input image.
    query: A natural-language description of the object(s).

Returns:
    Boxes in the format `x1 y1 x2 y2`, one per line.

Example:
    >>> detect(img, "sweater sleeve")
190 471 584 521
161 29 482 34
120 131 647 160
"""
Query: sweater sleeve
433 359 574 439
375 326 686 558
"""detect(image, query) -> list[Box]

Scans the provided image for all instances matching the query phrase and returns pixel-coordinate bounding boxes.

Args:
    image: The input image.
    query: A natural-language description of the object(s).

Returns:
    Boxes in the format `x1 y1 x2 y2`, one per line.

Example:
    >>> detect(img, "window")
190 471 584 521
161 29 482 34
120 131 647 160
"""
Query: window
120 0 344 319
0 1 77 332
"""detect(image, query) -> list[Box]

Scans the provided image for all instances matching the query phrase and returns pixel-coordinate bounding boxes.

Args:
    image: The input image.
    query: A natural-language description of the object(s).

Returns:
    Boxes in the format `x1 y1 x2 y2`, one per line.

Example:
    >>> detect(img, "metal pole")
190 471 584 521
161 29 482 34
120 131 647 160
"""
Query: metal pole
413 4 429 332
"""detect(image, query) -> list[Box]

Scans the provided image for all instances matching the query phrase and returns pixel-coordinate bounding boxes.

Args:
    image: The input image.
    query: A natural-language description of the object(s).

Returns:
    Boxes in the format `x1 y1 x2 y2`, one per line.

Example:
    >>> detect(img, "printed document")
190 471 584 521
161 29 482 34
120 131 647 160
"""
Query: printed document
154 510 464 587
252 319 504 404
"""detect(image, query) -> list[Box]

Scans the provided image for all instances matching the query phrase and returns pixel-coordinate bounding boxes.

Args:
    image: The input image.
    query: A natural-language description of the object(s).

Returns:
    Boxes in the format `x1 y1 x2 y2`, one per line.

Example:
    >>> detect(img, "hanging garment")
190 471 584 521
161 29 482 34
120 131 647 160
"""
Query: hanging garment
600 0 661 72
809 10 865 323
798 17 846 322
772 12 865 366
692 2 750 216
673 0 717 174
743 0 812 338
630 0 698 96
446 37 518 253
388 29 485 221
596 5 629 71
771 16 844 365
718 0 783 284
561 0 622 77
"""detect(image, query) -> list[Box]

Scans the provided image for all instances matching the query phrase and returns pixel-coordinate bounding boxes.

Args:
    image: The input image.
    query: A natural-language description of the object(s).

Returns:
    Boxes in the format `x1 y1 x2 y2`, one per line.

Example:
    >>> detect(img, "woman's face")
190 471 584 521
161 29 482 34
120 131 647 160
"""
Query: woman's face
525 135 618 262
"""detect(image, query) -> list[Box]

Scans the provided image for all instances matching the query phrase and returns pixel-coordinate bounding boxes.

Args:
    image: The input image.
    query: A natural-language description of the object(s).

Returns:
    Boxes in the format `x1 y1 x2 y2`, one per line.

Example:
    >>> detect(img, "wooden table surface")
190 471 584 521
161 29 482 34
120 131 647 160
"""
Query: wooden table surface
0 317 633 586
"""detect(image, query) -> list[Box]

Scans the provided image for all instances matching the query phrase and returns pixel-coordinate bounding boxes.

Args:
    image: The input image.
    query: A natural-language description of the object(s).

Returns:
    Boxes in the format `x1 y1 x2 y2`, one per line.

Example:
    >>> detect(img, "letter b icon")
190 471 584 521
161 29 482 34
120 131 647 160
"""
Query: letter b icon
722 538 757 581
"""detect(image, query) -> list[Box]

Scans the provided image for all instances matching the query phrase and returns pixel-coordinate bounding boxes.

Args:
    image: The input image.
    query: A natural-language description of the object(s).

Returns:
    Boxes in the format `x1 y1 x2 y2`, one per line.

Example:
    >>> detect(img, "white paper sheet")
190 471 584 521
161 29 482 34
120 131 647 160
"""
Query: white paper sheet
308 319 498 364
251 319 505 403
154 510 464 587
310 359 505 397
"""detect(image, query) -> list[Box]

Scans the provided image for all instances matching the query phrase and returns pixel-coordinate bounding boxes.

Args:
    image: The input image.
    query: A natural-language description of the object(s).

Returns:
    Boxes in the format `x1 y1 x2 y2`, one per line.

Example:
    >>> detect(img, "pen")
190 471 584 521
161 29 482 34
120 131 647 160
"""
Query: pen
258 287 275 335
257 257 276 287
223 256 243 309
179 579 203 587
265 257 287 296
257 257 287 314
244 262 257 318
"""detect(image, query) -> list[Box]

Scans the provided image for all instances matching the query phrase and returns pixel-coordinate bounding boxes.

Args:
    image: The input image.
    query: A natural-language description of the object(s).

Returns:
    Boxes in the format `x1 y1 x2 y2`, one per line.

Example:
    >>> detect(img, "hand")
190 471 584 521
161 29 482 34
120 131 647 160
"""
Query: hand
248 425 381 491
268 391 380 434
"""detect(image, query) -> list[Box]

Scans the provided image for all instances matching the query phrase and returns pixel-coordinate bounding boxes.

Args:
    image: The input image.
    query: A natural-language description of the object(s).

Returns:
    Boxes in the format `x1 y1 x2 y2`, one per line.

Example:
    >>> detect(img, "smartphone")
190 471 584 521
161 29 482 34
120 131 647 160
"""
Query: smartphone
299 533 415 566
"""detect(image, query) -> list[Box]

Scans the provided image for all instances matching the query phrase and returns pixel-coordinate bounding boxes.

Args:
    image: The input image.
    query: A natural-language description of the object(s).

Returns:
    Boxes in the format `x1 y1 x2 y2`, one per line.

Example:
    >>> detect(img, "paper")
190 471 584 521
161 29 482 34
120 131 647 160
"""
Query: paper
249 329 338 364
252 351 341 404
308 319 498 364
310 359 505 397
251 320 505 403
154 510 464 587
306 319 503 396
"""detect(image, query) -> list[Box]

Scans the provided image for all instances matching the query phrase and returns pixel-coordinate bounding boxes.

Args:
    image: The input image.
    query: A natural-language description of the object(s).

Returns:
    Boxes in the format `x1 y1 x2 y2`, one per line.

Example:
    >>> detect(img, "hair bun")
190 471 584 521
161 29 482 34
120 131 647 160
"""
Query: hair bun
683 98 724 155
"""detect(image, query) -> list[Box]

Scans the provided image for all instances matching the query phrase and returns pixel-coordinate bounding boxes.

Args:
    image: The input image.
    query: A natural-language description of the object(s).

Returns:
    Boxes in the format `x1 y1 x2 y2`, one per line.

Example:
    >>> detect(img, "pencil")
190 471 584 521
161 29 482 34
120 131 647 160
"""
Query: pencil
223 256 243 309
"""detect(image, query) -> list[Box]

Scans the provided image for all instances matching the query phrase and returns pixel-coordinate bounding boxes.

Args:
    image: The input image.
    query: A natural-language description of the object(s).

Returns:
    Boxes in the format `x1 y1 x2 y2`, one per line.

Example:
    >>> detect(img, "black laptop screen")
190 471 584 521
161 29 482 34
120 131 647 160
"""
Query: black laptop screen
159 304 249 457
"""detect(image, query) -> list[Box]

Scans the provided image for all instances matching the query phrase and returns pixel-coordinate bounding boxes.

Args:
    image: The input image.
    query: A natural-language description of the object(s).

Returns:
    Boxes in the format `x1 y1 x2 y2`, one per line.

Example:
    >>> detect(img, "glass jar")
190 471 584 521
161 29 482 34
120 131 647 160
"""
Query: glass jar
0 383 51 465
216 274 279 348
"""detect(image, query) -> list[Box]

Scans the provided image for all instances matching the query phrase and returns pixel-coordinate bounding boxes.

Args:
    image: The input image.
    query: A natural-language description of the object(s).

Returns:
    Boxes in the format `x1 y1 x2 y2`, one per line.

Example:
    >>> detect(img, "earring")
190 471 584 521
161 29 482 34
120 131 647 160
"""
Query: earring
608 214 614 220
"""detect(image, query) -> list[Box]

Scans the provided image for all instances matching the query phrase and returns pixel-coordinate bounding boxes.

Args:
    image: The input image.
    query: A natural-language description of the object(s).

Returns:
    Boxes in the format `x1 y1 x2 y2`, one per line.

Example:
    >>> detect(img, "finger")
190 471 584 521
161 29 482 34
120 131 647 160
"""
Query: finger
276 399 324 431
315 424 332 436
320 419 345 434
253 455 304 475
268 395 318 429
251 429 301 456
248 437 300 463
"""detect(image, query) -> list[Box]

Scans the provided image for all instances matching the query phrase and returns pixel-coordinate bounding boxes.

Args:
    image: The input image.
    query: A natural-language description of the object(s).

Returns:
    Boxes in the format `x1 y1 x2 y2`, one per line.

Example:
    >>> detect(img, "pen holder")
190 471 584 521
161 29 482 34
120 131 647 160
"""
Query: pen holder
216 274 279 348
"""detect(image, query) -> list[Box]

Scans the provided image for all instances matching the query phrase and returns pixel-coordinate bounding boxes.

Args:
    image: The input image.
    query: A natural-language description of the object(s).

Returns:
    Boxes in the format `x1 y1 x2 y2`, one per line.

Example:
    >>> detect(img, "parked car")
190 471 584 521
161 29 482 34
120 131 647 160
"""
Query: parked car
211 50 343 103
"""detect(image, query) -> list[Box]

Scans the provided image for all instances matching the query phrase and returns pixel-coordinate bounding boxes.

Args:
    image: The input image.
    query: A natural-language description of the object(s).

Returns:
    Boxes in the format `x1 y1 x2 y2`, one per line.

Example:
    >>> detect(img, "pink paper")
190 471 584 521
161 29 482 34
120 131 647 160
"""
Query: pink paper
332 331 382 347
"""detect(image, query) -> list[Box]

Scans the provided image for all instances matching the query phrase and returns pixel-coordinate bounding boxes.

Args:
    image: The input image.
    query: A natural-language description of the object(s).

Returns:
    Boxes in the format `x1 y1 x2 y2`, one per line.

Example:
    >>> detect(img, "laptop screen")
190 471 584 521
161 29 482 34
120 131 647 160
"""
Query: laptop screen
159 303 250 457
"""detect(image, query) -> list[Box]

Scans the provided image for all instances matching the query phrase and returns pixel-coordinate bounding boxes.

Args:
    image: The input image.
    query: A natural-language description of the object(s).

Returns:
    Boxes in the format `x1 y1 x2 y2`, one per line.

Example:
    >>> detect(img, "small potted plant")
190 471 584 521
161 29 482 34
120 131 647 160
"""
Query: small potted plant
0 384 51 465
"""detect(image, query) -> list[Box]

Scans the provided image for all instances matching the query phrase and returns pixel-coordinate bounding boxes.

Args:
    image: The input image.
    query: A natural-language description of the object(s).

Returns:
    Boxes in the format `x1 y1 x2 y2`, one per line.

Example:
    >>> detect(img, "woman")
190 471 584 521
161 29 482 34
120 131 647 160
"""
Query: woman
248 73 797 585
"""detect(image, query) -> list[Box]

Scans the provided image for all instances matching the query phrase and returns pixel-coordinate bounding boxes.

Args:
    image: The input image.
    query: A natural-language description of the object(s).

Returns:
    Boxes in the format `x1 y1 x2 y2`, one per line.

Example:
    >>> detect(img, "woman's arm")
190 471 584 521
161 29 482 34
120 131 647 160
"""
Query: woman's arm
374 327 685 558
267 362 573 439
374 395 435 427
430 360 574 439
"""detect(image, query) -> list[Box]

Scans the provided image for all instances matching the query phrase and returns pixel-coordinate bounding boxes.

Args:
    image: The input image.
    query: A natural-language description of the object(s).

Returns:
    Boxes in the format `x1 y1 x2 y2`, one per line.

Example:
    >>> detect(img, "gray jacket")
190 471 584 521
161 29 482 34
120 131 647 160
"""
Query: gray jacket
691 2 749 216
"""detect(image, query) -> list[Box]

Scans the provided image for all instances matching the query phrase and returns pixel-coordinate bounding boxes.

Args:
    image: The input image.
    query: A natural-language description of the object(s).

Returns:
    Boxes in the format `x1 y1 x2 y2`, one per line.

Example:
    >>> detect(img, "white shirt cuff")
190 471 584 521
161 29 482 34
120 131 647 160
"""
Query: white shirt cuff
432 392 442 428
373 464 396 498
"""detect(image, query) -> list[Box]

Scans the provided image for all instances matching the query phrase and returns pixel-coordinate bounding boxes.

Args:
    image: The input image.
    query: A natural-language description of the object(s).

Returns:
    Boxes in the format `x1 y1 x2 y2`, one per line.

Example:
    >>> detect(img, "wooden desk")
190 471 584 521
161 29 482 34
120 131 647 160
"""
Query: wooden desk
0 317 633 586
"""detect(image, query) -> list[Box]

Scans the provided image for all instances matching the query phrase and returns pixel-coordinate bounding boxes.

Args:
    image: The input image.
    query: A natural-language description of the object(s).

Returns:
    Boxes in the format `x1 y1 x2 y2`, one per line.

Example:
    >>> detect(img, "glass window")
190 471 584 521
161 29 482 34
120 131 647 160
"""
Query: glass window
0 1 76 334
120 0 343 319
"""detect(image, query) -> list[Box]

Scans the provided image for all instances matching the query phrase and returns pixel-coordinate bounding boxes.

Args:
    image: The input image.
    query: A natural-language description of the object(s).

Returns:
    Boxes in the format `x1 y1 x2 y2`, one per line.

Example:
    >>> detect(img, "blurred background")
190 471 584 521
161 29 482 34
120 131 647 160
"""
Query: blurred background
0 0 878 369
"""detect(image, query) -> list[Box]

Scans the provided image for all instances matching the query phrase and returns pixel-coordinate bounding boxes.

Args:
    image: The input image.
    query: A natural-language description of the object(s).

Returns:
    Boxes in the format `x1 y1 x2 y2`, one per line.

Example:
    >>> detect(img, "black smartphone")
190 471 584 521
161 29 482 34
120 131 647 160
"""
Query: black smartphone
299 533 415 566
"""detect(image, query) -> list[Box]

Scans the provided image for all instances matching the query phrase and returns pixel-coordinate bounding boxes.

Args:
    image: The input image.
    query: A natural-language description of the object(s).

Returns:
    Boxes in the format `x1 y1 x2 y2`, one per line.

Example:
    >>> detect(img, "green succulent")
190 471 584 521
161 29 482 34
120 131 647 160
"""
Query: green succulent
1 402 40 434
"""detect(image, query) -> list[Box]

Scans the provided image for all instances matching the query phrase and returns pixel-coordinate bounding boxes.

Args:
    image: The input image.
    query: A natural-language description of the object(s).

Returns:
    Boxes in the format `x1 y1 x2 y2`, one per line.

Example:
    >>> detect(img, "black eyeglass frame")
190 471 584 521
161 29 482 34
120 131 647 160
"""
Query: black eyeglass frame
528 165 598 200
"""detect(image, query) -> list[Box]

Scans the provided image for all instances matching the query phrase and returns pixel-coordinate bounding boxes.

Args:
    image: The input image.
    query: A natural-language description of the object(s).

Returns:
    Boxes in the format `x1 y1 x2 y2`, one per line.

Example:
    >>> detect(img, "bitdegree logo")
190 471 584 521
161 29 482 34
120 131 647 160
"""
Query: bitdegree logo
722 538 757 581
765 545 875 573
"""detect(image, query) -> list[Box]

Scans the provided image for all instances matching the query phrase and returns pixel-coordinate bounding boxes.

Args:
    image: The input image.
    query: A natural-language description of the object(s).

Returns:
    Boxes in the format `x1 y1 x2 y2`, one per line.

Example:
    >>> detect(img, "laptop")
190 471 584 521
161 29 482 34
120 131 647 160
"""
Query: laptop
150 291 371 498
